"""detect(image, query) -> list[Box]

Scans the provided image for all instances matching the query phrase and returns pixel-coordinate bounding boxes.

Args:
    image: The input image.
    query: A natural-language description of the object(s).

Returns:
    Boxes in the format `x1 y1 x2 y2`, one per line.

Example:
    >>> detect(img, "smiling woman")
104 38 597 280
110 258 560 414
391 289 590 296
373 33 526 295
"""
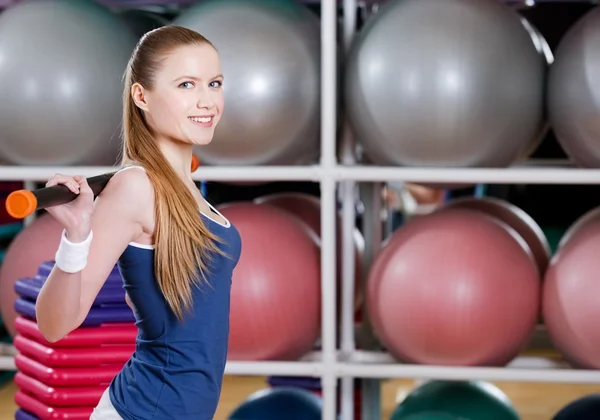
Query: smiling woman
131 41 225 149
33 25 242 420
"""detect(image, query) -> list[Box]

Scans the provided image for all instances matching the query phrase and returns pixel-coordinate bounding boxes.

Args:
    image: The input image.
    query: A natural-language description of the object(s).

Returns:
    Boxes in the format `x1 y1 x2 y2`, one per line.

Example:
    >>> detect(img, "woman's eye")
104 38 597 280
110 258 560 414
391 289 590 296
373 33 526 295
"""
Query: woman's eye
179 81 194 89
210 81 222 88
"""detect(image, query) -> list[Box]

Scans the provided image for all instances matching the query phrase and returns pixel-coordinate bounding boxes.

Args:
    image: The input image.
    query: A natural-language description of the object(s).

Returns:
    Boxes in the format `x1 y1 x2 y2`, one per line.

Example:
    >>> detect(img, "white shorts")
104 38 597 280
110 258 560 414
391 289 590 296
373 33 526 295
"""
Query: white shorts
90 388 123 420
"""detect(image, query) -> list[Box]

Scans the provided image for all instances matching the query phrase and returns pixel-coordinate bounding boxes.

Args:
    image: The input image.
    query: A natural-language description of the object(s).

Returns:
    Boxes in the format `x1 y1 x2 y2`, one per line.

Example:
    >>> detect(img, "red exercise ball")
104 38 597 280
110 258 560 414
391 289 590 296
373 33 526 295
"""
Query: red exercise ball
441 197 550 274
366 208 540 366
0 212 63 337
254 193 321 238
543 208 600 369
254 192 365 312
556 206 600 251
217 202 321 361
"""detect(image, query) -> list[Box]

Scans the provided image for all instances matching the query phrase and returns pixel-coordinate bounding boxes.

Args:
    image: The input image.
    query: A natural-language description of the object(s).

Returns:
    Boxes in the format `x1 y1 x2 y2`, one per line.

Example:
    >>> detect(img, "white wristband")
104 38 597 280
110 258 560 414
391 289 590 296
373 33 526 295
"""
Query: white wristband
55 229 93 273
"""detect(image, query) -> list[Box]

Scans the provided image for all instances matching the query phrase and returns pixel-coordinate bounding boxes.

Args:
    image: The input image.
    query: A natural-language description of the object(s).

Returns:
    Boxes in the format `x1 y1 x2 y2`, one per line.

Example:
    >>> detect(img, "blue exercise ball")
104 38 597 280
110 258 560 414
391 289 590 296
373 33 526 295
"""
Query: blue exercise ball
553 394 600 420
228 387 322 420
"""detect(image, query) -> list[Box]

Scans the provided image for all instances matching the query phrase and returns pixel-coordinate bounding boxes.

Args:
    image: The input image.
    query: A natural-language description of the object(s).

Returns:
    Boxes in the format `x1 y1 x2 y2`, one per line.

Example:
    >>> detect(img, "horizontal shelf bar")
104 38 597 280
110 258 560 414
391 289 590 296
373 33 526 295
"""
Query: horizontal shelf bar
334 164 600 184
192 166 323 182
0 348 596 384
224 351 324 376
0 166 119 181
2 163 600 185
344 350 565 365
337 351 600 384
0 165 325 182
336 362 600 384
225 361 323 377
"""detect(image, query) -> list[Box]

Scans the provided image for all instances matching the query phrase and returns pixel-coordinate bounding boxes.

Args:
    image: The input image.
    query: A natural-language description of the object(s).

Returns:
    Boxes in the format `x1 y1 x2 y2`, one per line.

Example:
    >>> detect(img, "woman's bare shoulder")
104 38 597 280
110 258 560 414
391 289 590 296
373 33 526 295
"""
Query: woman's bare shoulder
95 166 154 217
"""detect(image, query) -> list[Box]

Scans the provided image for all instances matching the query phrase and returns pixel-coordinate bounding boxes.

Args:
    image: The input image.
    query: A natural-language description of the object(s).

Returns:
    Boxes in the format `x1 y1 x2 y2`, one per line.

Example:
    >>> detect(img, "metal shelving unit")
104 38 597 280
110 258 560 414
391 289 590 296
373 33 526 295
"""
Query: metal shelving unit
334 1 600 420
0 1 599 420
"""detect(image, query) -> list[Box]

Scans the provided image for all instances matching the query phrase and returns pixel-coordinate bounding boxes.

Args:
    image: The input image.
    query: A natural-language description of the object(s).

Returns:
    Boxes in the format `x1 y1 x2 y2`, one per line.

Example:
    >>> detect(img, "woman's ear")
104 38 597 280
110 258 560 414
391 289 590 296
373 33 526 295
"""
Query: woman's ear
131 82 150 111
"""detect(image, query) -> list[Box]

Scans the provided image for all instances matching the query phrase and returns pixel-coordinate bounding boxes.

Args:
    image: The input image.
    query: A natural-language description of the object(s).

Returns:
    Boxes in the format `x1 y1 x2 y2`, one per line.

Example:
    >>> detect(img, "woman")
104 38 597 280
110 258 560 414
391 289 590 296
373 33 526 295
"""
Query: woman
35 26 242 419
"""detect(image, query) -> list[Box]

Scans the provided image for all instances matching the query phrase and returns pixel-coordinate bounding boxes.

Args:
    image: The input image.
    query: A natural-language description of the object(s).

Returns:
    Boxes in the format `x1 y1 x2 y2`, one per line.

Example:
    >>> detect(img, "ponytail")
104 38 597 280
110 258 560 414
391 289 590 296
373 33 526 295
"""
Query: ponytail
120 27 227 321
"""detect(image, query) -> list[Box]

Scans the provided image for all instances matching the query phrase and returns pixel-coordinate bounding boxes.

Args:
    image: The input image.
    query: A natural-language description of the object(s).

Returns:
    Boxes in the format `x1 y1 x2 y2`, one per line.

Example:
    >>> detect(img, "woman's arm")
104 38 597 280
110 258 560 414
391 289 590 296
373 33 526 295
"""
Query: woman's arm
36 168 153 342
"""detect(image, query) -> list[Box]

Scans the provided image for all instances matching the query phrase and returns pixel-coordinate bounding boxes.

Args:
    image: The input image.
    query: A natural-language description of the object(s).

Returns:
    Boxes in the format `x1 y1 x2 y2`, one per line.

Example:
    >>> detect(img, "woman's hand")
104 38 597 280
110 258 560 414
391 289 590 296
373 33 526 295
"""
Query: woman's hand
45 174 95 242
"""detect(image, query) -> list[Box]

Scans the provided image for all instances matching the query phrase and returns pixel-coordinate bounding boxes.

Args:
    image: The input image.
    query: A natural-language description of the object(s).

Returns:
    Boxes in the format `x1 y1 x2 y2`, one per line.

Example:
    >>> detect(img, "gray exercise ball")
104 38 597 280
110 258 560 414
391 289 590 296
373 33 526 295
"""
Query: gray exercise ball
173 0 321 166
0 0 138 166
547 8 600 168
344 0 545 167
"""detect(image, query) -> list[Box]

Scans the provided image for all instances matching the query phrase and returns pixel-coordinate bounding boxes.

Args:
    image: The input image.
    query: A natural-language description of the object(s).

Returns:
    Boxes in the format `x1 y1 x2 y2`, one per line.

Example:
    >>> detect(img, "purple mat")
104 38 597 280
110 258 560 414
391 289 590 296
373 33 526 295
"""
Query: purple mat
14 277 126 306
15 297 134 326
15 409 37 420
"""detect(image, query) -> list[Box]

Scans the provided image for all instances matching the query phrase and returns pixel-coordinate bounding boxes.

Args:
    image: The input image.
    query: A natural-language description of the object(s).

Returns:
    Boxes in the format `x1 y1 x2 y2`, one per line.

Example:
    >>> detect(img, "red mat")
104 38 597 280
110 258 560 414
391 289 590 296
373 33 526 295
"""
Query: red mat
14 335 134 368
14 316 137 348
15 353 121 387
15 391 93 420
15 372 105 407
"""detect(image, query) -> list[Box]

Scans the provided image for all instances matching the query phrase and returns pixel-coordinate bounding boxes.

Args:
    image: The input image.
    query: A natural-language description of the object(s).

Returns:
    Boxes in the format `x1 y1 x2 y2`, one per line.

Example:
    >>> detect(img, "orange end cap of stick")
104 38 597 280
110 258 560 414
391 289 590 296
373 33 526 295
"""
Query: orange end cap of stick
6 190 37 219
191 155 200 172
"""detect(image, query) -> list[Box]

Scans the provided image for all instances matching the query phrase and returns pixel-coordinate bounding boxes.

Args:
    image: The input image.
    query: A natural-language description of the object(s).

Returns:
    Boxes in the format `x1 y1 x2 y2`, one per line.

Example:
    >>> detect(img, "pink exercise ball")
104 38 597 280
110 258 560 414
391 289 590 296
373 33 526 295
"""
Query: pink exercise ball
0 212 62 337
254 193 321 237
556 206 600 250
440 197 550 275
366 208 540 366
543 208 600 369
217 202 321 361
254 192 365 312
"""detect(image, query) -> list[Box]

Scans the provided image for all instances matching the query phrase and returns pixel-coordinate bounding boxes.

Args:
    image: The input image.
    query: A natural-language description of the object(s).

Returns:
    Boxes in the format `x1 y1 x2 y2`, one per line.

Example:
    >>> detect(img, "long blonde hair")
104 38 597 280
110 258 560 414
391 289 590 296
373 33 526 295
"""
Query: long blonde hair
121 25 225 321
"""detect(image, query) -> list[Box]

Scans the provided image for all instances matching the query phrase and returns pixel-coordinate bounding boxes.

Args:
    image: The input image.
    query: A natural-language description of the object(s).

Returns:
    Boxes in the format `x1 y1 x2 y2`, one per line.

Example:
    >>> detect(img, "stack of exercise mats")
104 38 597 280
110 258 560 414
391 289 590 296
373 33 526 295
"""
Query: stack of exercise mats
12 261 136 420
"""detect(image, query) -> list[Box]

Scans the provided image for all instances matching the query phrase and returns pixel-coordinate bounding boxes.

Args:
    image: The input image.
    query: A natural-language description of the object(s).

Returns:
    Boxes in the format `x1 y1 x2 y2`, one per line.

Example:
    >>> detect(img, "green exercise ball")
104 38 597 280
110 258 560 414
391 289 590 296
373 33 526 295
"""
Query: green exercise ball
390 381 520 420
402 414 456 420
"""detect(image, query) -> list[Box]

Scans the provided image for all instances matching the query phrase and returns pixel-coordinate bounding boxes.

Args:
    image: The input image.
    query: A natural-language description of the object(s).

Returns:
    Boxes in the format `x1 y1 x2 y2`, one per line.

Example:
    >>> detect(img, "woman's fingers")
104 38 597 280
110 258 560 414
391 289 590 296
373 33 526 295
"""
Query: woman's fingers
46 173 81 194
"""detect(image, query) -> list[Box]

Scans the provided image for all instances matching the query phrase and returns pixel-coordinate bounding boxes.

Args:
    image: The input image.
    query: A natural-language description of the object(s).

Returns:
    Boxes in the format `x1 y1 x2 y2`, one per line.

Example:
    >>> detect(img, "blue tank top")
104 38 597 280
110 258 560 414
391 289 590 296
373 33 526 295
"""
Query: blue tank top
108 191 241 419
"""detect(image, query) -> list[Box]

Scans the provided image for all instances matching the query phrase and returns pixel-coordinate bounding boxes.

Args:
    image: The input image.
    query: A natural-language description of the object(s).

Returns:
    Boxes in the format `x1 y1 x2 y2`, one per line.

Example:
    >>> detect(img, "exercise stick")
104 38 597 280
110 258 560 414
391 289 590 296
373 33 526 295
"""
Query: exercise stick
6 155 200 220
